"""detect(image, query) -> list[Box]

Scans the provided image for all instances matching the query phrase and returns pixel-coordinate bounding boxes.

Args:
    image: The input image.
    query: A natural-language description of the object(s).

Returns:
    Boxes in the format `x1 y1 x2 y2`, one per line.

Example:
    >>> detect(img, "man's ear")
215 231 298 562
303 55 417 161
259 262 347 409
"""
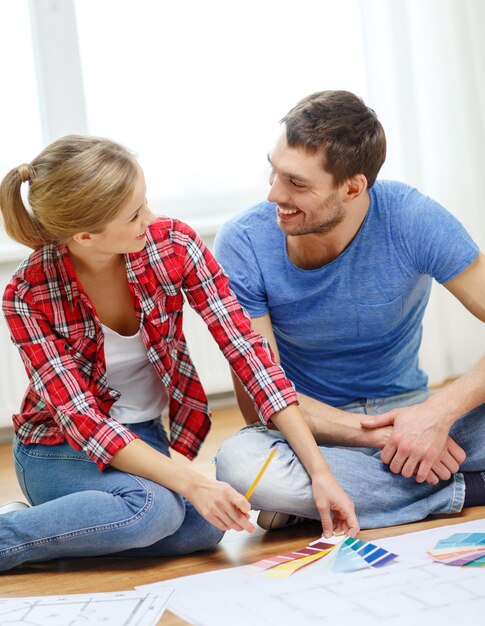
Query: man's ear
343 174 368 201
71 231 96 247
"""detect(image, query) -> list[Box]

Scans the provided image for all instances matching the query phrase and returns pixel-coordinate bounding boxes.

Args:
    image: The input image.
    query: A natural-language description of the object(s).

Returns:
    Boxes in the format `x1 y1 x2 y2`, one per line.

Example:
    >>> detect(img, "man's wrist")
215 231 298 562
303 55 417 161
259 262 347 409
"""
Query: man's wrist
422 391 463 428
357 426 390 449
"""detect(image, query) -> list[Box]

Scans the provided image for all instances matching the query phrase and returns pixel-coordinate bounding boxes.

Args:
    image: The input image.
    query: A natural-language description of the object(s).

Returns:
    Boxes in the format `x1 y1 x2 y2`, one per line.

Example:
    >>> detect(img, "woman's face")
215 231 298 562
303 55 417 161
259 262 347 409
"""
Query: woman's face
84 166 157 256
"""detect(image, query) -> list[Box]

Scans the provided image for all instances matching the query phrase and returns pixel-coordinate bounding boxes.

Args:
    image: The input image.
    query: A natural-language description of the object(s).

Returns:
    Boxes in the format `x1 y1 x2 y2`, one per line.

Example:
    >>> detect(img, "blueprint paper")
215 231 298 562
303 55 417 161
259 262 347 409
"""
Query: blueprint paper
0 589 174 626
137 519 485 626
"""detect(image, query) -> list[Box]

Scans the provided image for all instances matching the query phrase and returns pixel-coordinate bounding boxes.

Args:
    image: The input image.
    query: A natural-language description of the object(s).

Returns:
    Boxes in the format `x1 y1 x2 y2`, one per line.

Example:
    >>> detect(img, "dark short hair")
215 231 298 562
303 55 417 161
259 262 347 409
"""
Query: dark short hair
281 90 386 188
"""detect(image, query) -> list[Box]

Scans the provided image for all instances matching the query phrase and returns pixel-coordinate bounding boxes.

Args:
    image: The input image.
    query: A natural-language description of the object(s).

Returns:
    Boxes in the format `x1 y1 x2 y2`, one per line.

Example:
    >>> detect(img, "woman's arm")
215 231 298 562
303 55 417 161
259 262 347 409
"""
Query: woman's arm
270 403 359 537
110 439 254 532
3 278 254 532
3 278 138 470
180 227 359 535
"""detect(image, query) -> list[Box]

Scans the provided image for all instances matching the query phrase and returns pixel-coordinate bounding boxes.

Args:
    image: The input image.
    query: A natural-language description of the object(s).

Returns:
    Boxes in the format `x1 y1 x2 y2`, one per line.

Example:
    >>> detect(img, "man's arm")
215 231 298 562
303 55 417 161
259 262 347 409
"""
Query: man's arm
361 253 485 483
235 314 465 484
232 314 390 448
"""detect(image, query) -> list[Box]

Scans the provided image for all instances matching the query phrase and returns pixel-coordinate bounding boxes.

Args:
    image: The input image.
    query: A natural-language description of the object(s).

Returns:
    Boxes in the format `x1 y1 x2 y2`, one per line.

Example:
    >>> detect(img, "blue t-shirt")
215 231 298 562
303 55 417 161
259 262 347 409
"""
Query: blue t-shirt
214 180 479 406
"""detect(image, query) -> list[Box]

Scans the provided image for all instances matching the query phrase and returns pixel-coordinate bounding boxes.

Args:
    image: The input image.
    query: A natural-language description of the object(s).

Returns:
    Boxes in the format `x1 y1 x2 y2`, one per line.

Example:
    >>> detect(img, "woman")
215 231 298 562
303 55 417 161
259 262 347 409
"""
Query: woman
0 135 358 571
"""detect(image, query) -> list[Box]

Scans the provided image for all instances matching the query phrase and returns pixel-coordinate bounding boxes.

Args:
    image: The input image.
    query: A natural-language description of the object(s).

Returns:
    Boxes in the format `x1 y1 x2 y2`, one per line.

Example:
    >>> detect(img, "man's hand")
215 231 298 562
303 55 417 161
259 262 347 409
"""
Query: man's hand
361 403 466 484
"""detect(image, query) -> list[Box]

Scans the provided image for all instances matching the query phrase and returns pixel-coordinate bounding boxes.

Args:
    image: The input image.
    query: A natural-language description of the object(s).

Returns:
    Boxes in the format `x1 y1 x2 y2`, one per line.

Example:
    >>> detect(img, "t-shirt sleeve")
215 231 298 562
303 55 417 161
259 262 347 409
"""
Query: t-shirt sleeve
392 185 479 284
214 219 269 317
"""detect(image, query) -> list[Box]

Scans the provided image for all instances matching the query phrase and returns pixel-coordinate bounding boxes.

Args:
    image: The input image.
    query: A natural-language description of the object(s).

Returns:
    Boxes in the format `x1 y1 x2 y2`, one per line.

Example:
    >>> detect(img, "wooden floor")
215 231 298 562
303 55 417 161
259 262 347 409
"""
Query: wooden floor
1 404 484 625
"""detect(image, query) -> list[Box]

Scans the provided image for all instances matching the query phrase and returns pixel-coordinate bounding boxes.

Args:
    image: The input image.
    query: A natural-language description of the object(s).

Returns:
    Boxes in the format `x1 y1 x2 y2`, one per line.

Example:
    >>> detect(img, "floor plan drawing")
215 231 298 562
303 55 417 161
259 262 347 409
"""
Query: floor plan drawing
138 520 485 626
0 589 174 626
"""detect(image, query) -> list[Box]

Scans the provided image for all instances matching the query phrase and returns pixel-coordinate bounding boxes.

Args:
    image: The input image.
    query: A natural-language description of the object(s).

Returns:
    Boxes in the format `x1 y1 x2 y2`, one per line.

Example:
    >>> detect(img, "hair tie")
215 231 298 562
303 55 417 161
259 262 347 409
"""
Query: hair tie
20 180 34 216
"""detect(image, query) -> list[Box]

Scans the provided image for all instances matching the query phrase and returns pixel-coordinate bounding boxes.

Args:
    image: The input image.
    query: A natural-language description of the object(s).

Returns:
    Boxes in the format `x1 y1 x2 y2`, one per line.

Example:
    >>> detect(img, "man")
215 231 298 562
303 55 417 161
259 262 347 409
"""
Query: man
214 90 485 530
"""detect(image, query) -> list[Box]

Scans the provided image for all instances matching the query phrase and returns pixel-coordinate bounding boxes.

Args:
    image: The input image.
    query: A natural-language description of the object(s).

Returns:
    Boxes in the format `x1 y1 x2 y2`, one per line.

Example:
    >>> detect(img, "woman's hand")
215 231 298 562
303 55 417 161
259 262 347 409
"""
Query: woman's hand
311 472 360 538
270 403 360 538
186 477 255 533
110 439 255 533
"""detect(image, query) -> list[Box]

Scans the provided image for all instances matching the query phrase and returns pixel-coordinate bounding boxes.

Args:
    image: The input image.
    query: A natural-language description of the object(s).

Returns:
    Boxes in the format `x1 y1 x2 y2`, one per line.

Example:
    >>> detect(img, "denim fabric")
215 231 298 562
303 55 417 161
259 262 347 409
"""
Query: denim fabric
216 390 485 529
0 419 223 572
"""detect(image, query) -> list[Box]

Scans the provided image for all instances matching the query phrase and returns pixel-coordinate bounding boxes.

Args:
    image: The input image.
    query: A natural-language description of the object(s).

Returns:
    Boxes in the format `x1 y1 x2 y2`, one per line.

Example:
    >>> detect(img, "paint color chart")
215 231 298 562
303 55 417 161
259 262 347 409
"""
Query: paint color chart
243 535 398 578
333 537 399 572
242 538 336 574
137 520 485 626
428 532 485 567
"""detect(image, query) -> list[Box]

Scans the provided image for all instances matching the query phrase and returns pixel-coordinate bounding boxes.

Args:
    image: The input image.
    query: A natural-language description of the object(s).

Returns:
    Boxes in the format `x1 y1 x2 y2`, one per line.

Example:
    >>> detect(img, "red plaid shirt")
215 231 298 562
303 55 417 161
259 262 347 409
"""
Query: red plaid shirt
2 218 297 470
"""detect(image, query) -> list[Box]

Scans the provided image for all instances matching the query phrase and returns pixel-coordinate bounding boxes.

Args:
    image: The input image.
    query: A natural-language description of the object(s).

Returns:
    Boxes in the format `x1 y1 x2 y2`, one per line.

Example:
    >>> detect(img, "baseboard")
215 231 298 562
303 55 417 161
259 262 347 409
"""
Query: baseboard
0 426 14 444
208 390 236 409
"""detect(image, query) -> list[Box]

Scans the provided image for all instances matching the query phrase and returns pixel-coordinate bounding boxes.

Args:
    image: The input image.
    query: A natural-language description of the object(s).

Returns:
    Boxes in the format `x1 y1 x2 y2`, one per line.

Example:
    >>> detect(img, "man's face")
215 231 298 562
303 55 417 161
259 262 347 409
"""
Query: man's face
267 134 346 236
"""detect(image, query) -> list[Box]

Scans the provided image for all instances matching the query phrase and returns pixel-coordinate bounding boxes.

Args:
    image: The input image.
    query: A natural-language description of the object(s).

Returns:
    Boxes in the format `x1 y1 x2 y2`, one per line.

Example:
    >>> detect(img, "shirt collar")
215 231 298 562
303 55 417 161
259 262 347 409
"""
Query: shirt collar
53 243 79 306
51 233 151 306
125 225 157 284
125 249 149 284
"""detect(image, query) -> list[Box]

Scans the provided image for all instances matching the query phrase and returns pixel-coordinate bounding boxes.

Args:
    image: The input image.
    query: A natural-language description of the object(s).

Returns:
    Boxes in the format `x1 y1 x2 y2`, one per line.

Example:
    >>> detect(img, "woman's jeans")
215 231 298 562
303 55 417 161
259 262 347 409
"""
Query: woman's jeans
1 419 223 572
216 390 485 529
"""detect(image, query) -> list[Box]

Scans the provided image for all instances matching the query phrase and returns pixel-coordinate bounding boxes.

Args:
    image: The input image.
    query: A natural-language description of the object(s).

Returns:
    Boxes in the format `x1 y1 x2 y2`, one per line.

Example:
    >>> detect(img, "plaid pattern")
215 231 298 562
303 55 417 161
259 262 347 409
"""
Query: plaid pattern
3 218 297 470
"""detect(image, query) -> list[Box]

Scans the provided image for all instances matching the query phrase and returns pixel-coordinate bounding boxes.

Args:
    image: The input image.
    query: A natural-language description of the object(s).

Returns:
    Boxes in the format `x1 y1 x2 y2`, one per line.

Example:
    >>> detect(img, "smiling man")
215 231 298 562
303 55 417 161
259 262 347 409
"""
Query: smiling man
214 90 485 530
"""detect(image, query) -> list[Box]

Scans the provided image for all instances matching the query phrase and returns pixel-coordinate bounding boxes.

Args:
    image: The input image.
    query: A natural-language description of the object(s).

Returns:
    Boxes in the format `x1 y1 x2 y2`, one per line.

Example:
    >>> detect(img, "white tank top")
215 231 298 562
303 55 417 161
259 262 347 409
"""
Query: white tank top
102 324 169 423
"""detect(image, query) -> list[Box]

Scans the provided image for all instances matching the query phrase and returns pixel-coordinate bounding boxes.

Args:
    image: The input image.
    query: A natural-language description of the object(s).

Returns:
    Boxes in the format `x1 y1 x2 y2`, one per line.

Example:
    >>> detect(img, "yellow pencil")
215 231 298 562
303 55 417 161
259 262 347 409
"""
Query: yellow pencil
245 448 277 500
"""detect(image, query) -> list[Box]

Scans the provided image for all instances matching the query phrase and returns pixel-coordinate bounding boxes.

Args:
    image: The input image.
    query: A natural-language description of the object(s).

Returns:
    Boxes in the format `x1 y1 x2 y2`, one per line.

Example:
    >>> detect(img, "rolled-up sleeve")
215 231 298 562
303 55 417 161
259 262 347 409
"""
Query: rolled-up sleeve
178 224 298 423
3 280 137 470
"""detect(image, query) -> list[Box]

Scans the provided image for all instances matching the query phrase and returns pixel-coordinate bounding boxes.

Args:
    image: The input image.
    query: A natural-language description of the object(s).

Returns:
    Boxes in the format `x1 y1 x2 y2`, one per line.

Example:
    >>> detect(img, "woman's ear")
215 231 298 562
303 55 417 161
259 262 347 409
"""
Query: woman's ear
71 231 96 247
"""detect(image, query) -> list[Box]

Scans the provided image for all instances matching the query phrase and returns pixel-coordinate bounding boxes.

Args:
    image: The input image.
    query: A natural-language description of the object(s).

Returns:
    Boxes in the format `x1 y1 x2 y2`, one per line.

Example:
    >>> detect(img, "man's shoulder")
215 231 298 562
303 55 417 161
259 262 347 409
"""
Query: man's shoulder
217 201 277 241
371 179 418 202
370 180 438 222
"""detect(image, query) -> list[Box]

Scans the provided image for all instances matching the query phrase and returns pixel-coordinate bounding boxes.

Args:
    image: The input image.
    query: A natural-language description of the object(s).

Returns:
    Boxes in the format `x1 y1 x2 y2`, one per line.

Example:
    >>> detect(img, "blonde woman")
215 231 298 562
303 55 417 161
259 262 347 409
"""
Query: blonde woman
0 135 358 572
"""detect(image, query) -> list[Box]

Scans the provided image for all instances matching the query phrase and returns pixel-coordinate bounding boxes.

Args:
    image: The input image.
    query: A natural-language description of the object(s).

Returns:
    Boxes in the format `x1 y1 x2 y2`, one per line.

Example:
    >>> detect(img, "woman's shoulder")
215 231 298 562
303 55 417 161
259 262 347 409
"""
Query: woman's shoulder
4 244 66 300
148 216 198 241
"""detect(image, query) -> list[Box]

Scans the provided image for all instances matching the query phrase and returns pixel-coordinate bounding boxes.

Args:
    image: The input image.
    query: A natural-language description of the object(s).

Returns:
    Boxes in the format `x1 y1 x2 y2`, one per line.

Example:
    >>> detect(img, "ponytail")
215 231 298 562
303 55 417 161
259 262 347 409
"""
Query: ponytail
0 135 138 250
0 164 50 249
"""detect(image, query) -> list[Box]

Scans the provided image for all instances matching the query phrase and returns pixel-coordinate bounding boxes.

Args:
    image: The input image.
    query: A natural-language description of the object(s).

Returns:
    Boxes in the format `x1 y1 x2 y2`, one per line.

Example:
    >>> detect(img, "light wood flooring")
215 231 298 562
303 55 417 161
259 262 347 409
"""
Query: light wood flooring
1 404 484 625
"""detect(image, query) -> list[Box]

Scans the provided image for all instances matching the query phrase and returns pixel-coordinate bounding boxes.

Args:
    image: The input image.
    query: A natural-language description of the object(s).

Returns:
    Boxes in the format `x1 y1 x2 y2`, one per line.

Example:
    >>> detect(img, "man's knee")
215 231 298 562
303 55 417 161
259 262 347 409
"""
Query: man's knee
216 435 251 492
216 431 272 494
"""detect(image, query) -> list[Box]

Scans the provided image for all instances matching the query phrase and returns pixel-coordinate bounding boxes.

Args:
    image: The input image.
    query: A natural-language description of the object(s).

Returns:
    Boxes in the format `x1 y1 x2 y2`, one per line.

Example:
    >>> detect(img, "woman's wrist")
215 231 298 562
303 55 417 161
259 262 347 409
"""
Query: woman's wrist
305 455 335 481
177 469 210 501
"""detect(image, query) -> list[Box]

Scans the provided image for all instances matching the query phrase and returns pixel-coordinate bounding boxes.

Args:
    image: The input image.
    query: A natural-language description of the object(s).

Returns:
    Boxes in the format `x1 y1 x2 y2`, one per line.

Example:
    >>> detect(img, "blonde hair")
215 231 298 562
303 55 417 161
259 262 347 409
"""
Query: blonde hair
0 135 138 249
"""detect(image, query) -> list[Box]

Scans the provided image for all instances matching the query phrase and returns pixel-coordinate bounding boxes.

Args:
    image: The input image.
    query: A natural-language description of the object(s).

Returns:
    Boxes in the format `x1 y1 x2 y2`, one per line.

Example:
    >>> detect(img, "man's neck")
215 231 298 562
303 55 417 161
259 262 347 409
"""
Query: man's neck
286 192 370 270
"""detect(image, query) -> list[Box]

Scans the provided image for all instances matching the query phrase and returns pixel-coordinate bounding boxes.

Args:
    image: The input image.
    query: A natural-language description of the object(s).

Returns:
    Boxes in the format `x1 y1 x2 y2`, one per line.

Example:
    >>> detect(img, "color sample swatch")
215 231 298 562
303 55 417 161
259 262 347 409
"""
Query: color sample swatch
332 537 398 573
428 532 485 567
242 539 336 575
243 536 397 578
265 547 335 579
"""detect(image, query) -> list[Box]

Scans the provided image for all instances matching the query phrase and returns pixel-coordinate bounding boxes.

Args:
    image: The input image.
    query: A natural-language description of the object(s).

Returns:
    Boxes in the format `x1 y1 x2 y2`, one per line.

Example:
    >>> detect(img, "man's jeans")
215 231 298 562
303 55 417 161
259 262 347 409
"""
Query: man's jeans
0 419 223 572
216 390 485 529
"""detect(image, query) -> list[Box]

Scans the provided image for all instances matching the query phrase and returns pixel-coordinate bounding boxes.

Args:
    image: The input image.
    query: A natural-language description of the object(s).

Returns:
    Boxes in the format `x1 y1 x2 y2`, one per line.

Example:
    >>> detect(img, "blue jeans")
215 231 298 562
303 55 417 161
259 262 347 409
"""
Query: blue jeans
1 419 223 572
216 390 485 529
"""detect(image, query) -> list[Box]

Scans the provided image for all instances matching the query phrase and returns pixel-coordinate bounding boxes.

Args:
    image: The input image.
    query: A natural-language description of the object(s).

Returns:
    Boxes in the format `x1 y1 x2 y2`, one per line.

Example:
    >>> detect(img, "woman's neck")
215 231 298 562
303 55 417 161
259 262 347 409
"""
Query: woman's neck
66 240 124 277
